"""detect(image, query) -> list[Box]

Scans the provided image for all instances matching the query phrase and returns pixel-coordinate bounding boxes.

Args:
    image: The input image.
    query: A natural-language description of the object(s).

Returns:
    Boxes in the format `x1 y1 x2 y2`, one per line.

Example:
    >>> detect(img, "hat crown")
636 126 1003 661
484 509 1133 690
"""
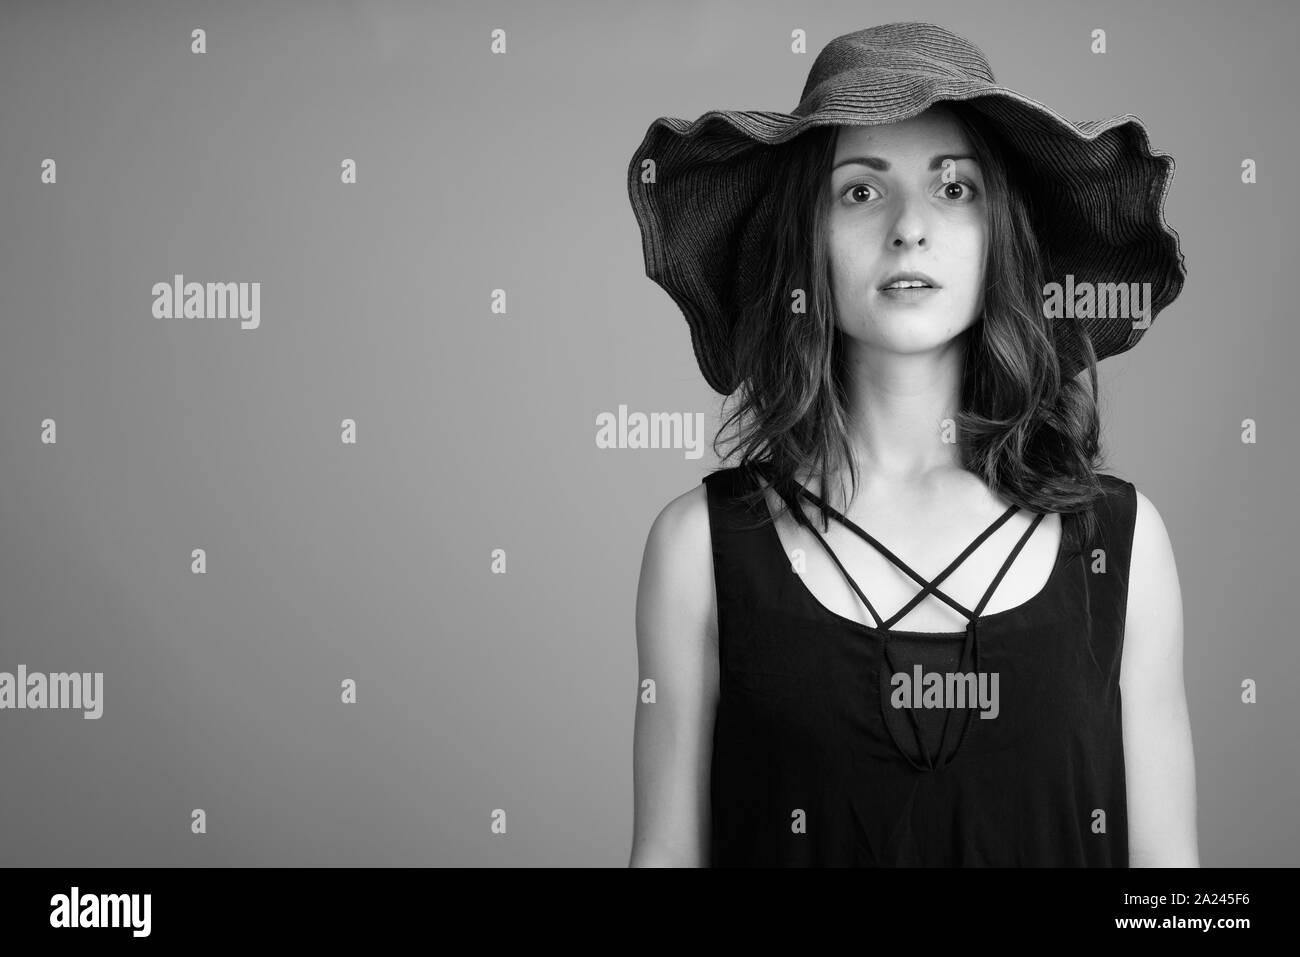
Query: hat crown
798 22 996 106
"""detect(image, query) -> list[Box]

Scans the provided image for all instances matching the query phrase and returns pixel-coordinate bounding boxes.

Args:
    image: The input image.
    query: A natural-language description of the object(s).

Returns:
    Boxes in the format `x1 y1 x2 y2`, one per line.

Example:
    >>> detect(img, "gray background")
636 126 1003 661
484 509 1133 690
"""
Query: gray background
0 0 1295 866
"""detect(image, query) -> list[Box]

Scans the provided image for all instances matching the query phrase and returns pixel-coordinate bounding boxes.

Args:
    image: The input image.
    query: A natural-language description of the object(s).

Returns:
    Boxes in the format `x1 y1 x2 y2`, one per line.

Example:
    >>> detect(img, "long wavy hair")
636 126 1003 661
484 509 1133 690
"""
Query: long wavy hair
713 100 1107 562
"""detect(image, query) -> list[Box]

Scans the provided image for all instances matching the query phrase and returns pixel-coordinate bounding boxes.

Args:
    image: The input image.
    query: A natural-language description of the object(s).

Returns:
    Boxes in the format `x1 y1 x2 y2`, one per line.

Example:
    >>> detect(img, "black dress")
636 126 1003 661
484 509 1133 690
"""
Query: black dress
703 462 1137 866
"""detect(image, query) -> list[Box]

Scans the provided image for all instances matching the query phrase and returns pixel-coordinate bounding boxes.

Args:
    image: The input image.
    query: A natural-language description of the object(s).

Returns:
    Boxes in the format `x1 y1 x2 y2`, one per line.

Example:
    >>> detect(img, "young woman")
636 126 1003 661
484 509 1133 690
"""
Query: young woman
626 23 1196 867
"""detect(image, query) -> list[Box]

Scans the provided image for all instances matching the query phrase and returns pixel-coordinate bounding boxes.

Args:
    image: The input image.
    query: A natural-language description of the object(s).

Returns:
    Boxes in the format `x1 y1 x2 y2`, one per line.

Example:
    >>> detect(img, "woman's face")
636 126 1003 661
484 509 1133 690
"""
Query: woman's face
826 106 988 360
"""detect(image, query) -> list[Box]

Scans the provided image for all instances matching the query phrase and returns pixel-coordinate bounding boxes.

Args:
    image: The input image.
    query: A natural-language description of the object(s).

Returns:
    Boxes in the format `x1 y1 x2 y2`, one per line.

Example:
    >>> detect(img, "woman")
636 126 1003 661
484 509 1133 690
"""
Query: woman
627 23 1197 866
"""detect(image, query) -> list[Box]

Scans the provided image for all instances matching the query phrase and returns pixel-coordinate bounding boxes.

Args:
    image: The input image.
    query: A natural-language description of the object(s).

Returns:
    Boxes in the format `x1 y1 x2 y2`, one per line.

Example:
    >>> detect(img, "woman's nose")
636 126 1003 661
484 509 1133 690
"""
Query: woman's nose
889 196 929 248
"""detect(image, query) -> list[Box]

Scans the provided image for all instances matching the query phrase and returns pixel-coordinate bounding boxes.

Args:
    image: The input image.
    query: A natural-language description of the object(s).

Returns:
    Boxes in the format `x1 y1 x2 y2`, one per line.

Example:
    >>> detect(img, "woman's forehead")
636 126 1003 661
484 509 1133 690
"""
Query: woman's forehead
833 108 973 164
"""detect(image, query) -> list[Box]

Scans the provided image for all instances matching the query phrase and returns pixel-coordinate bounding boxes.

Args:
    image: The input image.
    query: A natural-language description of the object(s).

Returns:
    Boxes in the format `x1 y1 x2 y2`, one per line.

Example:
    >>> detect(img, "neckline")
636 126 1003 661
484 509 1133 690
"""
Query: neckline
755 474 1068 639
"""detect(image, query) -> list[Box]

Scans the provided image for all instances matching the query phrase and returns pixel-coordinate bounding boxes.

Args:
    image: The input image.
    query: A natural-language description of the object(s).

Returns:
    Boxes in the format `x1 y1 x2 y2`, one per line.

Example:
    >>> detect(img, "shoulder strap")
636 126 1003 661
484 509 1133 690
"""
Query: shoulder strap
1084 474 1140 671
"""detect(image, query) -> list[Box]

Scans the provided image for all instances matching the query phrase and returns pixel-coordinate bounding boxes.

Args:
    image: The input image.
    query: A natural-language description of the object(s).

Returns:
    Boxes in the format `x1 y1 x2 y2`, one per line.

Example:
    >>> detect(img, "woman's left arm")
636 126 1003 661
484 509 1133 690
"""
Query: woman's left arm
1120 490 1200 866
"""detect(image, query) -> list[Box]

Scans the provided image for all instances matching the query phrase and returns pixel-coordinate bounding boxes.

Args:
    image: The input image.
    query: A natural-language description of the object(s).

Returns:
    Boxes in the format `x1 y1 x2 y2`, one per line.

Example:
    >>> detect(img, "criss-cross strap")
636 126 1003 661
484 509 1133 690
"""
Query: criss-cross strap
770 474 1040 632
763 469 1049 773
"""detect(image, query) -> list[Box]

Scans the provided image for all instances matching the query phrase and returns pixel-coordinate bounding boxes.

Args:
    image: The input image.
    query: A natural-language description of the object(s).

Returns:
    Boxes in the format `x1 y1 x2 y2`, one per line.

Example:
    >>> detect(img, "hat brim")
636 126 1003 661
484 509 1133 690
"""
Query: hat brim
627 85 1187 395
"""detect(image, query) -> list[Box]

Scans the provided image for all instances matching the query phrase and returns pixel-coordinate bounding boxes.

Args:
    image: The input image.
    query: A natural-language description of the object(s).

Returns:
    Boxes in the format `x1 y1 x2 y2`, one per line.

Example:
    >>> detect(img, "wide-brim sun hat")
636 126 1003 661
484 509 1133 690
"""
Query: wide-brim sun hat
626 21 1187 396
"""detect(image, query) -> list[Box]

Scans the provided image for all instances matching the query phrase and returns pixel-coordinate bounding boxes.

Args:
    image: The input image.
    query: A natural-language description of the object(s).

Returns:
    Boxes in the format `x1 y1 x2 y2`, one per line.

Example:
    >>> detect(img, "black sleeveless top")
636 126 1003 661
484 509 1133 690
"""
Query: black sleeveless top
703 463 1138 867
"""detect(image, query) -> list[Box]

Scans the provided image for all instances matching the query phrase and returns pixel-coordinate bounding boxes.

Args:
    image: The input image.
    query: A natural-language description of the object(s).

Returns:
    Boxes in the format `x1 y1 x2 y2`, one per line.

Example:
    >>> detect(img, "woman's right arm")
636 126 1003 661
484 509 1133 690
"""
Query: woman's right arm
628 483 719 867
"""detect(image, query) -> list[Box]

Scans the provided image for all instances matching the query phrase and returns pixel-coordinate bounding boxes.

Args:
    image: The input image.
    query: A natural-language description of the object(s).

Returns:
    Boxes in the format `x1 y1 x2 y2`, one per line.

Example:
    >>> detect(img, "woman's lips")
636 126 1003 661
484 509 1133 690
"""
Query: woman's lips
878 286 941 302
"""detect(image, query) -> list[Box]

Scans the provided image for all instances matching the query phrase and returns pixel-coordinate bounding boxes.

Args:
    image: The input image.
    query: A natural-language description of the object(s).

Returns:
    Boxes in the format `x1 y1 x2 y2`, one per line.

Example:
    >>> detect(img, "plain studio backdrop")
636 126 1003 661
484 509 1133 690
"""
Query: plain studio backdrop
0 0 1296 866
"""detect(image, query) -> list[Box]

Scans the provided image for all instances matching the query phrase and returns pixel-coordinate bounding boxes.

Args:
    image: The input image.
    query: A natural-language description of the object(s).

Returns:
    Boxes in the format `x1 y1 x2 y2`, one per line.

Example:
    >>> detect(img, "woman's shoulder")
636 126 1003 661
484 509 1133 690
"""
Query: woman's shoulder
1087 473 1175 586
642 479 716 584
638 480 717 643
1108 477 1175 585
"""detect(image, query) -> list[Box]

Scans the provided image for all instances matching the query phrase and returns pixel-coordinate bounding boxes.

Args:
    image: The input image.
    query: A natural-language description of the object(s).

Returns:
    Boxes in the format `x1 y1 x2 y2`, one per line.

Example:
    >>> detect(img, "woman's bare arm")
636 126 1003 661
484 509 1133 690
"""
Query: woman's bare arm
628 484 719 867
1121 490 1200 866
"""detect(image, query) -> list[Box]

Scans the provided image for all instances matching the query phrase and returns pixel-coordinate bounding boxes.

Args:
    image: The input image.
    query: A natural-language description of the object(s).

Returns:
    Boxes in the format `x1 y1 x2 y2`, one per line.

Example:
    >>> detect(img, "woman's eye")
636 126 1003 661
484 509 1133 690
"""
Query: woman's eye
844 183 876 204
940 180 979 201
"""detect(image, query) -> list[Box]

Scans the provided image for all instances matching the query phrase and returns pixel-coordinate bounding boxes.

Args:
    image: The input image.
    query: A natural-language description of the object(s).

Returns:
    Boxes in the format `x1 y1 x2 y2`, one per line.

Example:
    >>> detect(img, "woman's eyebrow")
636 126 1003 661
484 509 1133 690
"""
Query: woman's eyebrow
832 154 978 172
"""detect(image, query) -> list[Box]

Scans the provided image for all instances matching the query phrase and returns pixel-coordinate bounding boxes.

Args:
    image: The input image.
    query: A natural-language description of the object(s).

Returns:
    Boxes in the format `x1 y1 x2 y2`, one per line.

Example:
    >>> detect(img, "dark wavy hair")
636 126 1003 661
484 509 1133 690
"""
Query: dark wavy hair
713 100 1107 562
